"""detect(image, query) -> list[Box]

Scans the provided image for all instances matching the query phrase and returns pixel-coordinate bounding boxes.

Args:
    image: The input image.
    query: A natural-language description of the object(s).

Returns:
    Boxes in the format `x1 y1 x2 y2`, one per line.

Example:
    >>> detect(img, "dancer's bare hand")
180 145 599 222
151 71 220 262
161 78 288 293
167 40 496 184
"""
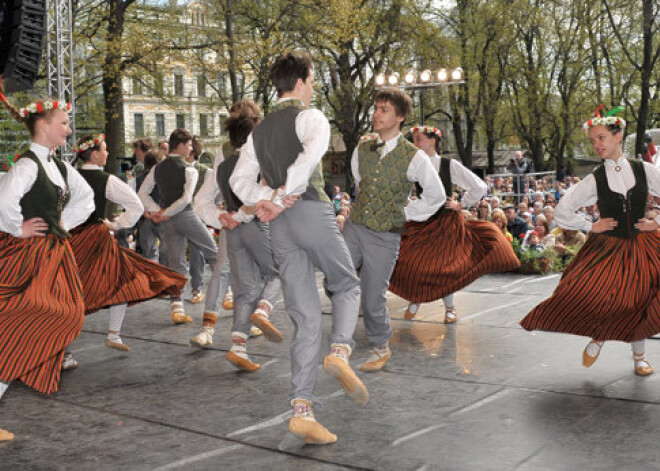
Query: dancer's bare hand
590 218 618 233
336 215 346 231
255 200 284 222
219 212 241 230
634 218 660 232
281 194 300 208
102 219 114 231
20 217 48 238
444 199 461 211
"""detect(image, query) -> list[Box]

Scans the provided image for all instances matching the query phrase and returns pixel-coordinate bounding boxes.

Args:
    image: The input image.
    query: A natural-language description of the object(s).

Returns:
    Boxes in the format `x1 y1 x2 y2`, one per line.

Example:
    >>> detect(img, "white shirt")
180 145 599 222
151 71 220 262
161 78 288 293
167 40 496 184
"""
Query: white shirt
194 149 254 229
230 98 331 207
80 163 143 230
428 154 487 208
0 143 95 237
138 155 198 217
350 134 445 221
555 156 660 231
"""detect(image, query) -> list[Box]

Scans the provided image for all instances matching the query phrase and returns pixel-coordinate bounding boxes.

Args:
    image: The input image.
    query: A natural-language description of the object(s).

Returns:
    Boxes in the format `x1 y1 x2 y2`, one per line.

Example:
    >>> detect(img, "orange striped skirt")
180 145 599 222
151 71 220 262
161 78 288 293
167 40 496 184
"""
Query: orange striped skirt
520 232 660 342
0 233 84 394
70 224 187 314
389 211 521 303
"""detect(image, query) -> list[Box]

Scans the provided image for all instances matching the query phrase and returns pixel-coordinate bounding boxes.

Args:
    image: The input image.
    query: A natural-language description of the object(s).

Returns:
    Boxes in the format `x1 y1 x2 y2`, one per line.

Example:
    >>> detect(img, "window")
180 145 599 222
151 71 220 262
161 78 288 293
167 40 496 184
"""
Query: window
217 74 227 100
219 114 227 135
133 77 142 95
134 114 144 138
155 113 165 137
176 113 186 130
199 114 209 137
154 74 164 96
174 74 184 96
197 75 206 97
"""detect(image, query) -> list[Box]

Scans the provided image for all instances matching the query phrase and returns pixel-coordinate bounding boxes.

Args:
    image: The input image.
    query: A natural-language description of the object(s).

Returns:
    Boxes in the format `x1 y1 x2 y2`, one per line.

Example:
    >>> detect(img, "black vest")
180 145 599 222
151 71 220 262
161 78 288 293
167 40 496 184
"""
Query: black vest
18 151 70 238
217 147 243 213
78 168 110 225
416 157 452 217
594 159 647 239
154 156 191 211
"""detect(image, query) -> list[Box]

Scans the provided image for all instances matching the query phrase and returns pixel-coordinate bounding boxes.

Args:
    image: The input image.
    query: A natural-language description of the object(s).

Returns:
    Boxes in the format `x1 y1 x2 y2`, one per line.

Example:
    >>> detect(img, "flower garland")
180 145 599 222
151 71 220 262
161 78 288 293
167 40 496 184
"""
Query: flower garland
73 133 105 153
582 105 626 132
19 100 72 119
410 125 442 138
360 132 379 142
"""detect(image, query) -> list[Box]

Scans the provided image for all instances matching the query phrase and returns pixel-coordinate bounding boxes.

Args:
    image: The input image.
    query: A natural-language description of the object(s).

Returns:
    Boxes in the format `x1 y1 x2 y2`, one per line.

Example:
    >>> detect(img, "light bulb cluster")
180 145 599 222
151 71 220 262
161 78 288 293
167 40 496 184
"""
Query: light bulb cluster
375 67 464 89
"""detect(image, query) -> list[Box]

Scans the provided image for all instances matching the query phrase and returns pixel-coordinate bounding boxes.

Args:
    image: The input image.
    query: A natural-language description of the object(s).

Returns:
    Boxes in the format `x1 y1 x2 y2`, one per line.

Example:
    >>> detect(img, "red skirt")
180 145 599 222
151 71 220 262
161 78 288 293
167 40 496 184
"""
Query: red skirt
520 232 660 342
69 224 187 314
0 233 84 394
389 211 520 303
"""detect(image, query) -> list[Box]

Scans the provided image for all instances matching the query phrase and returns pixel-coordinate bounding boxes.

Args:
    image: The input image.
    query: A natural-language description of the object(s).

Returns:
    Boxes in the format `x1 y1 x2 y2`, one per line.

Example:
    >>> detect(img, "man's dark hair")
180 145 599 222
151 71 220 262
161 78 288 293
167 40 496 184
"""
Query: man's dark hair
225 113 261 149
132 138 153 153
270 51 313 96
374 89 412 128
168 128 192 155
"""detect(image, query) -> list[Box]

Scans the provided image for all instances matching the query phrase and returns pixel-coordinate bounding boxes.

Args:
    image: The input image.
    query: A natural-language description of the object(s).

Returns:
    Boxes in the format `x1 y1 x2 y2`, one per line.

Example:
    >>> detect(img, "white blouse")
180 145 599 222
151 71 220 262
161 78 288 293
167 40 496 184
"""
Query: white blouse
0 143 94 237
428 154 487 208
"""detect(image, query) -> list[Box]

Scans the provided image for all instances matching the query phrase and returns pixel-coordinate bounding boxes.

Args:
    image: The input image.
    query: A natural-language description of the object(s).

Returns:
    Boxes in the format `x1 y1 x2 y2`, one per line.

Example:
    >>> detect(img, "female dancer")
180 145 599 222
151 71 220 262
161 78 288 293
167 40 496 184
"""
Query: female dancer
521 106 660 376
0 98 95 441
389 126 520 323
69 133 187 352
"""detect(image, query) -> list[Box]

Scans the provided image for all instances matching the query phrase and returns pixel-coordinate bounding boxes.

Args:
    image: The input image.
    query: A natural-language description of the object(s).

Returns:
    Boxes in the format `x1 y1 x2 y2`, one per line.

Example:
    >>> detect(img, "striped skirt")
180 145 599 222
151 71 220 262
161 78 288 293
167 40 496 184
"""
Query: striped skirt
389 211 521 303
70 224 187 314
520 232 660 342
0 233 84 394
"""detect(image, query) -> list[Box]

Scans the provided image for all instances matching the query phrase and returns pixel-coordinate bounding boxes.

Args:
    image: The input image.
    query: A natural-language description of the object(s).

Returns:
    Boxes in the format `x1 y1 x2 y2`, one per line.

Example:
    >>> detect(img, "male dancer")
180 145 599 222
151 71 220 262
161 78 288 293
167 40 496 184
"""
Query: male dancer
230 51 368 445
343 89 445 372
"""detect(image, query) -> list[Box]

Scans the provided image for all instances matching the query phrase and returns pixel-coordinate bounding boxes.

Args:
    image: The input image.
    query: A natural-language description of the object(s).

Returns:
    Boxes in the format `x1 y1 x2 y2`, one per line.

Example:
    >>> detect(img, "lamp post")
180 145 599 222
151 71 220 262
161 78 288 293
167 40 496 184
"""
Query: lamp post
374 67 464 125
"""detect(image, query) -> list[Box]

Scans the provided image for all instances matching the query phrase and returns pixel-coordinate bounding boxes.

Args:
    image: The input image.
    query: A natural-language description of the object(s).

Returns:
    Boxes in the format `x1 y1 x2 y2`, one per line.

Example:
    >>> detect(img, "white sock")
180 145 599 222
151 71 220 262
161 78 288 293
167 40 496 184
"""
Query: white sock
230 332 249 360
443 294 455 309
408 303 419 314
108 304 127 333
0 381 8 400
107 333 122 344
631 340 646 357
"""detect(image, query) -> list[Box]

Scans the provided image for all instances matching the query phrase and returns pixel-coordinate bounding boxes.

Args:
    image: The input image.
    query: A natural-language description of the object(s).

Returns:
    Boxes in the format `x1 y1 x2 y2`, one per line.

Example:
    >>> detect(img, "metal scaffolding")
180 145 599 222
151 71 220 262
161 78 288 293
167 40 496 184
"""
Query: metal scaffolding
46 0 75 152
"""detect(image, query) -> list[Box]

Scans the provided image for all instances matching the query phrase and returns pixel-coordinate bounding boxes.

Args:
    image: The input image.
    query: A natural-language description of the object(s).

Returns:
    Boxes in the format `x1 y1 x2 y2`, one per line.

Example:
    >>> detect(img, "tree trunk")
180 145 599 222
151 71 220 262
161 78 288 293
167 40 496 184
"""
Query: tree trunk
634 0 654 157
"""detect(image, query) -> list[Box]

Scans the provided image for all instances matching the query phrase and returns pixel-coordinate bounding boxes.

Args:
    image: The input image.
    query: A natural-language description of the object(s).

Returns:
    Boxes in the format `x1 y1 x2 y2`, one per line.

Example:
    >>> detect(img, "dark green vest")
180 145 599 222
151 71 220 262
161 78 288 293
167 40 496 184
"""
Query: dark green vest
416 156 451 217
193 161 209 196
154 155 191 211
78 168 109 225
18 151 70 238
594 159 647 239
217 146 243 213
351 135 417 232
251 99 330 205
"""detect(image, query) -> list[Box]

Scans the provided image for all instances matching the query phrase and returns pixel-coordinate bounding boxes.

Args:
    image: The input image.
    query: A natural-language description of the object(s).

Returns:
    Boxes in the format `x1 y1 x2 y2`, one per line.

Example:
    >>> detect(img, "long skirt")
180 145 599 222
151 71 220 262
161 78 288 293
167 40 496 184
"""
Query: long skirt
0 233 85 394
389 211 520 303
520 232 660 342
70 223 187 314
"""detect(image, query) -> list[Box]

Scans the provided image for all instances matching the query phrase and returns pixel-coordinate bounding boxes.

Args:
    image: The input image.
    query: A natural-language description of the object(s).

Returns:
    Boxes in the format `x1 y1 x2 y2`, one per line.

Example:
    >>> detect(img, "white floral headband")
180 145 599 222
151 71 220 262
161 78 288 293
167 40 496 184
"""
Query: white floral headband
73 133 105 153
19 100 72 118
411 125 442 138
582 105 626 132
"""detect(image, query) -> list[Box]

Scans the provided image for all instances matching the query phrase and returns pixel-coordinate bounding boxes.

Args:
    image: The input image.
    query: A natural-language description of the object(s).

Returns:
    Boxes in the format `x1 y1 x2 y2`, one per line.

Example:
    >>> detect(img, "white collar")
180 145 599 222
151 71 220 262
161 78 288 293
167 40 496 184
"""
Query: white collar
603 156 627 168
378 133 401 148
29 143 52 161
81 163 104 170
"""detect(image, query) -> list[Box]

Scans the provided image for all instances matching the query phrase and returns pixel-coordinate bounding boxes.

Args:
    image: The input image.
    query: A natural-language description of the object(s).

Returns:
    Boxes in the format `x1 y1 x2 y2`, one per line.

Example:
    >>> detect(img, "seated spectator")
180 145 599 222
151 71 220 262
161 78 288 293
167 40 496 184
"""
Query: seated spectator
467 206 479 220
543 205 557 231
477 201 491 221
545 193 557 207
518 202 529 214
490 209 513 242
554 229 586 255
531 200 543 222
532 191 544 204
521 211 533 230
533 215 555 249
504 204 527 240
523 231 544 252
490 195 501 211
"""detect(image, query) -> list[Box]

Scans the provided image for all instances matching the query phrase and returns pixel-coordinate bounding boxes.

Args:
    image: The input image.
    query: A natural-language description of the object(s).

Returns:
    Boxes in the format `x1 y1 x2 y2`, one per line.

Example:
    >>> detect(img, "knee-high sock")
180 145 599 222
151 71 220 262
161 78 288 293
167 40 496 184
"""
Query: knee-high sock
631 339 646 356
108 304 128 333
443 293 455 308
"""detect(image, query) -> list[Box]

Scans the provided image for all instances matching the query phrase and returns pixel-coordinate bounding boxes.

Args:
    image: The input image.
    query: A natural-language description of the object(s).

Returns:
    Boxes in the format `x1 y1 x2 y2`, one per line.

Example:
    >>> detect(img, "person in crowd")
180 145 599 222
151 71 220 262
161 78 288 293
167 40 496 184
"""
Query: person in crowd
520 211 533 230
554 228 586 258
477 200 491 221
490 195 500 211
490 209 513 242
523 231 544 252
509 151 530 203
504 203 527 240
543 205 557 231
521 105 660 377
136 149 166 263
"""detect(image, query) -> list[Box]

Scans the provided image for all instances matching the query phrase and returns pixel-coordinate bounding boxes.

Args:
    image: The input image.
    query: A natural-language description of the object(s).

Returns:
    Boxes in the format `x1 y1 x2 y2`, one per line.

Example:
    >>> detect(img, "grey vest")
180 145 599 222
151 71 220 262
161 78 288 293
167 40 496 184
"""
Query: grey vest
251 100 330 204
154 155 191 211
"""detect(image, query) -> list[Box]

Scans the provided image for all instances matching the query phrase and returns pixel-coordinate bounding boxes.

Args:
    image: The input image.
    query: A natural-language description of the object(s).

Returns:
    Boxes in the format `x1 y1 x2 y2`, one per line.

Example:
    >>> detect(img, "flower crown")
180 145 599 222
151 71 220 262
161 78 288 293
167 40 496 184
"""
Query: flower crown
411 125 442 138
19 100 72 119
582 105 626 132
73 133 105 153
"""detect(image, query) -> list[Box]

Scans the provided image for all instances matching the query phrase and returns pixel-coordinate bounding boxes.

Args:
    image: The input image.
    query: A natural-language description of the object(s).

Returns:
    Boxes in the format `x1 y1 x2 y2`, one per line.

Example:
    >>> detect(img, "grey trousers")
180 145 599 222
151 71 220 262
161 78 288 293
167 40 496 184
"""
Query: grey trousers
270 200 360 404
342 220 401 347
189 244 205 292
203 229 231 315
227 221 281 336
137 217 166 265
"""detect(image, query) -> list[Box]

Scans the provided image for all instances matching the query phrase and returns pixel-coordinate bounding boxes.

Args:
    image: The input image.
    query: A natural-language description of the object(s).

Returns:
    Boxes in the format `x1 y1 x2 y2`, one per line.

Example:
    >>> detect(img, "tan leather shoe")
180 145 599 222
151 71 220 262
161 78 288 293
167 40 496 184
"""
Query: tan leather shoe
188 290 205 304
582 340 603 368
444 308 458 324
404 305 417 320
189 327 214 348
289 417 337 445
0 428 13 441
105 339 131 351
171 312 193 324
222 293 234 310
323 354 369 404
360 347 391 373
226 351 260 372
635 355 654 376
249 326 263 337
249 313 283 343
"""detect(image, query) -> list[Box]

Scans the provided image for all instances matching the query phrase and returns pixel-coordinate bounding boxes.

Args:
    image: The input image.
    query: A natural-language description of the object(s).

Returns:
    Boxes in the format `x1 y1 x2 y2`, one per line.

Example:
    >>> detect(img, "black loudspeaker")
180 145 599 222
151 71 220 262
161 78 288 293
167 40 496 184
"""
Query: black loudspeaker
0 0 46 93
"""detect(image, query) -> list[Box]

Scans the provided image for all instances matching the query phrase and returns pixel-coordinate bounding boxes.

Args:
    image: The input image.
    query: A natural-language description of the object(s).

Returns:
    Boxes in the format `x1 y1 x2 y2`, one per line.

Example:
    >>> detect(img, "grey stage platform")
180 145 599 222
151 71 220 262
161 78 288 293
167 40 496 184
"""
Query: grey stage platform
3 273 660 470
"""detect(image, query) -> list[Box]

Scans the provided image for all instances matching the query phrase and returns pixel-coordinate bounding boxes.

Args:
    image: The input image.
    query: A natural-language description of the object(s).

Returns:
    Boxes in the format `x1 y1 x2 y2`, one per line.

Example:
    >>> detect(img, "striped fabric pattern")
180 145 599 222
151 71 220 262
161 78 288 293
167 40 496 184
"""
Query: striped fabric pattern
389 211 521 303
520 232 660 341
0 233 85 394
69 224 187 314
